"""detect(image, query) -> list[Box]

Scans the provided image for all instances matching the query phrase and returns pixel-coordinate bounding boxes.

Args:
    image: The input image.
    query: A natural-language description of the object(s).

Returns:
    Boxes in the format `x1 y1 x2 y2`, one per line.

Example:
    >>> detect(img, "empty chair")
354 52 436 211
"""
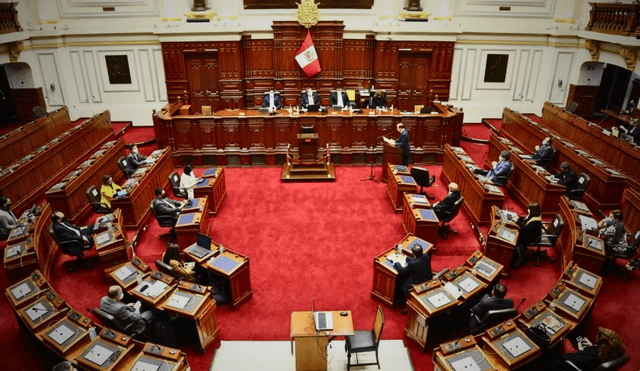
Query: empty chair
345 306 384 371
86 185 111 214
410 166 436 199
150 200 177 241
118 156 133 179
564 354 630 371
529 213 565 266
32 106 46 119
603 230 640 280
168 172 188 199
471 310 518 335
438 196 465 238
50 226 93 272
567 173 590 201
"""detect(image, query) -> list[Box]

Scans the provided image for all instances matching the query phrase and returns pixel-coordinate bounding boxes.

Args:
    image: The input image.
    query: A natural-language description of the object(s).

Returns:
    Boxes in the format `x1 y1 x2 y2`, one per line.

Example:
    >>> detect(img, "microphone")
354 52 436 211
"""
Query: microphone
516 297 527 310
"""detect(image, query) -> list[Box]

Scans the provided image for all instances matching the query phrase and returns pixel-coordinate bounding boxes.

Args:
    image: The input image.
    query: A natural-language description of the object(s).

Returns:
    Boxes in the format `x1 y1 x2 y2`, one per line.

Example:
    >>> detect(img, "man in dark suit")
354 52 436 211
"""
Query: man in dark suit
100 285 153 335
152 188 185 226
300 87 320 110
262 88 281 110
393 244 432 308
620 118 640 145
531 136 554 166
126 145 148 175
552 162 578 196
329 85 349 108
384 123 410 166
432 182 460 220
51 211 95 247
469 283 513 334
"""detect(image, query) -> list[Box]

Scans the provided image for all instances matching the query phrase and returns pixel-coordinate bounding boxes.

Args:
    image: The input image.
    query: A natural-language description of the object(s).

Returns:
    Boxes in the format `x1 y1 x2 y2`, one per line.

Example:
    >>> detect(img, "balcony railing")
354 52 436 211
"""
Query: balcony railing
586 2 640 37
0 2 21 35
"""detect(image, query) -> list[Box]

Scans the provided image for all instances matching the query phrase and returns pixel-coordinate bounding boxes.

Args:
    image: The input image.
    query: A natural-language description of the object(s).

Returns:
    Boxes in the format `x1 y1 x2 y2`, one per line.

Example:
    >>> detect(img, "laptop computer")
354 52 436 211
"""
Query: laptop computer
312 300 334 331
188 233 212 258
307 104 320 112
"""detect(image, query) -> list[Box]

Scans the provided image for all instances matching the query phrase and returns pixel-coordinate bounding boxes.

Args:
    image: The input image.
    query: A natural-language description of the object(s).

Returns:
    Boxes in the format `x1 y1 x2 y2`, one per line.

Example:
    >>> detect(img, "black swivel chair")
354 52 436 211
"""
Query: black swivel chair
410 166 436 199
345 306 384 371
91 308 144 340
150 200 176 242
567 173 591 201
536 147 557 167
168 172 188 199
471 310 518 335
86 185 111 214
49 226 93 272
564 354 630 371
438 196 465 238
492 162 515 186
529 214 565 266
155 259 179 280
603 230 640 280
118 156 133 179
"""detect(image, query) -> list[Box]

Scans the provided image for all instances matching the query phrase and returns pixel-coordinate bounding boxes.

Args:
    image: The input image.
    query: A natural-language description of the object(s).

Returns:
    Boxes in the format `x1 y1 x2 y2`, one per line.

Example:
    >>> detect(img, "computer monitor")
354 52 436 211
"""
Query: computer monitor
196 233 211 250
307 104 320 112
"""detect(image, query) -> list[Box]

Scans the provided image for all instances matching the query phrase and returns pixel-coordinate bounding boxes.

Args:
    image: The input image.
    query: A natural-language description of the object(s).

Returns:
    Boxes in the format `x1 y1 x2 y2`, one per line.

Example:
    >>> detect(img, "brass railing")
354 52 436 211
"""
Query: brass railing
586 2 640 37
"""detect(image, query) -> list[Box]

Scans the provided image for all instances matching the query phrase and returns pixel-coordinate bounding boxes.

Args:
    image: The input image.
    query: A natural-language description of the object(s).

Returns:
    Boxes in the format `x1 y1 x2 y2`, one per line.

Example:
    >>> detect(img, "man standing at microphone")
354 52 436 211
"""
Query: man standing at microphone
385 123 410 166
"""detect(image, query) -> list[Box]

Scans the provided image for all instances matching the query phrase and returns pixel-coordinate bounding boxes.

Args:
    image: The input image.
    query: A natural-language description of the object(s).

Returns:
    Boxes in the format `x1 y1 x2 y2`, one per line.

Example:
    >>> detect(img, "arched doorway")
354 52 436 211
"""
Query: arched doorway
573 61 639 118
0 62 44 126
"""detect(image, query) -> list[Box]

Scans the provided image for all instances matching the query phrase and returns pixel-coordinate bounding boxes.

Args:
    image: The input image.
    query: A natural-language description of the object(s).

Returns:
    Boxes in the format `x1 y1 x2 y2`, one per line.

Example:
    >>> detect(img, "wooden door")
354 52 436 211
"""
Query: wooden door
397 52 431 111
186 53 220 114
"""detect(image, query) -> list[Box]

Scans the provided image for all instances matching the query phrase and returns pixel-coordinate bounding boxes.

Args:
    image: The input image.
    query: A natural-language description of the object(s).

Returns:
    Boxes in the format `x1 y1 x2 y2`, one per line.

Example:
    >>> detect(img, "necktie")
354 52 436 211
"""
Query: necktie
308 93 314 105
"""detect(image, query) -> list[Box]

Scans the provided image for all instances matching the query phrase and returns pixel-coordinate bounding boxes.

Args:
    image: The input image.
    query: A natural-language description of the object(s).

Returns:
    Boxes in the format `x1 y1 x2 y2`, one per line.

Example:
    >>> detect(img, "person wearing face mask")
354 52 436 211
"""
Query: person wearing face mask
100 285 153 335
126 145 148 175
99 174 122 211
262 88 281 111
0 197 19 241
152 188 186 226
330 85 350 109
180 165 197 200
511 203 543 268
52 361 78 371
531 136 554 166
51 211 95 247
474 150 512 186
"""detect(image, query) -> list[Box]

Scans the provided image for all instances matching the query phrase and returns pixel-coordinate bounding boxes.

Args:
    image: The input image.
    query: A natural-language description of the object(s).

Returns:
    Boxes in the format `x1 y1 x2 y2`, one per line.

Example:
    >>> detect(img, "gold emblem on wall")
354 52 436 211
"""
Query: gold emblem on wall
297 0 319 29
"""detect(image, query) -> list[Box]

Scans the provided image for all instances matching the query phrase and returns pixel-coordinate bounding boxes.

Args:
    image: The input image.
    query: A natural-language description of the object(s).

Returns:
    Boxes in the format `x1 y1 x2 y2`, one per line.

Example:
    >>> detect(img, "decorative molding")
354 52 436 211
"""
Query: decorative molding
554 18 574 23
620 46 638 71
400 10 430 20
584 39 599 61
8 41 23 62
162 17 181 22
455 0 556 18
433 16 452 21
40 20 59 24
56 0 160 18
185 11 215 20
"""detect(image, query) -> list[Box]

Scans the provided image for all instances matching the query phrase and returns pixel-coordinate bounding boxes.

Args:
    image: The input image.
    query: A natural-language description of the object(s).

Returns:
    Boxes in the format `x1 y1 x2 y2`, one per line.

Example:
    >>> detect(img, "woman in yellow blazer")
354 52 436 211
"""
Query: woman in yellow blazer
100 174 122 210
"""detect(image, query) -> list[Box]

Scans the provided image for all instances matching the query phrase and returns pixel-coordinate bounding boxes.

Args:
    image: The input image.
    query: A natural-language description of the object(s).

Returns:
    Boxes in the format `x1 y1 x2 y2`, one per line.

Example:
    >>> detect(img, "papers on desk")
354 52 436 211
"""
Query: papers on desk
48 323 75 345
11 282 33 300
96 232 112 245
132 360 160 371
570 200 590 213
6 245 22 259
151 149 162 156
475 261 497 278
578 271 598 289
450 357 481 371
458 277 480 293
444 282 462 299
484 184 502 194
137 280 168 298
578 215 598 232
497 227 517 244
84 344 114 366
114 265 136 282
519 154 532 160
386 253 407 268
562 293 586 312
426 292 451 308
166 293 190 310
412 194 429 204
26 302 49 322
498 210 518 223
540 315 565 335
502 337 531 358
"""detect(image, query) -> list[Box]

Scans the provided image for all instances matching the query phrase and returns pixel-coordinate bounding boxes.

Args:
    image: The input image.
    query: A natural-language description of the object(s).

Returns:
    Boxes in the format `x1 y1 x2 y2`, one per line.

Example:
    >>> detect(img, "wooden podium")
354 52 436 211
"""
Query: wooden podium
483 206 519 277
382 136 403 182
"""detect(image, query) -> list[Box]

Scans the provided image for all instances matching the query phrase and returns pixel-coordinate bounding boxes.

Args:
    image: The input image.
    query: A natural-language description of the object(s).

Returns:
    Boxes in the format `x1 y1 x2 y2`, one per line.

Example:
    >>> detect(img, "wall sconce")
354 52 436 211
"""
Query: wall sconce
50 83 55 91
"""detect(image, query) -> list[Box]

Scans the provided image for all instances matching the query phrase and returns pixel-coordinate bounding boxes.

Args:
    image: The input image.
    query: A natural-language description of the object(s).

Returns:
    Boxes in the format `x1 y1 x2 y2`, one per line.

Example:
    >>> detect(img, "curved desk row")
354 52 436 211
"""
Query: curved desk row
5 269 190 371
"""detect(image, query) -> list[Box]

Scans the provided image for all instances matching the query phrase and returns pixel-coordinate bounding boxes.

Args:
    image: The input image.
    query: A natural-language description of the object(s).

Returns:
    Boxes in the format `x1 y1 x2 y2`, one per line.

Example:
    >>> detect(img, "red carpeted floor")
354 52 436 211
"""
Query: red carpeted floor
1 123 639 371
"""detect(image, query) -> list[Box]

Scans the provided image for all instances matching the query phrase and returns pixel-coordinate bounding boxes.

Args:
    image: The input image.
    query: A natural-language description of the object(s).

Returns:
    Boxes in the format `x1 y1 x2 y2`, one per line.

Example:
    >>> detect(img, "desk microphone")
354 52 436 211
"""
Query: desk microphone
515 297 526 311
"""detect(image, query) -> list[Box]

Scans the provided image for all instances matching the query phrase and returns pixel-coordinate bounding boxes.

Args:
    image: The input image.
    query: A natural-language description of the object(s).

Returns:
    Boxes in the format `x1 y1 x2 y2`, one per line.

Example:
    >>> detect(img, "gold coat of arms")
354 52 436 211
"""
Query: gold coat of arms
297 0 319 29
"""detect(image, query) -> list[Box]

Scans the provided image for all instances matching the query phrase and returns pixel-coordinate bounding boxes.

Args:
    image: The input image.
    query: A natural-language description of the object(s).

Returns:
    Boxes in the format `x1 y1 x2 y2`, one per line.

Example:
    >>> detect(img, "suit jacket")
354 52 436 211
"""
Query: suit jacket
395 129 411 156
556 346 600 371
488 160 512 185
394 254 432 290
628 126 640 145
152 198 181 219
532 144 553 164
372 96 387 108
262 93 282 109
52 221 90 244
433 191 461 215
127 152 147 173
516 215 542 247
329 91 350 107
0 209 19 237
300 91 320 108
471 294 514 320
100 296 146 334
556 170 578 195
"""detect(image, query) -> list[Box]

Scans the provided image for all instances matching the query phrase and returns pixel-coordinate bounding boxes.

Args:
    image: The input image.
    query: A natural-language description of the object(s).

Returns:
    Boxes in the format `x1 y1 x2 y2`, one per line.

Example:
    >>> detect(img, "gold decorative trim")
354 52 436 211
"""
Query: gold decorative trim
9 41 23 62
162 17 181 22
554 18 574 23
185 11 215 20
433 16 452 21
401 10 430 19
585 39 599 61
620 46 637 71
297 0 319 29
40 20 58 24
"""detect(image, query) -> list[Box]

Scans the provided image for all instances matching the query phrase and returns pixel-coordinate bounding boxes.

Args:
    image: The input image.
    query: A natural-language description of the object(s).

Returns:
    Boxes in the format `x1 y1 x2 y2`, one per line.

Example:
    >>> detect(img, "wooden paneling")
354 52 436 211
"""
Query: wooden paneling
243 0 373 9
566 84 598 118
11 88 46 125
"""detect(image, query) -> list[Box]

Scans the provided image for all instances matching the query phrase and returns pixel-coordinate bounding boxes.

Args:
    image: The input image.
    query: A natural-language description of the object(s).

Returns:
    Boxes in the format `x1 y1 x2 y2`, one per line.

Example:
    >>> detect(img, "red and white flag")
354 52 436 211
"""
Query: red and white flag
295 31 321 78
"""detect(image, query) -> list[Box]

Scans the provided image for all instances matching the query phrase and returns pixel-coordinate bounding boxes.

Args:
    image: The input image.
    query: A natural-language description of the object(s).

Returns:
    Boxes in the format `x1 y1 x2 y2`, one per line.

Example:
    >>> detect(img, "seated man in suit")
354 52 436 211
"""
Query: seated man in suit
51 211 95 247
262 88 281 111
469 283 513 334
432 182 460 220
475 150 512 186
531 137 554 166
393 244 432 309
100 285 153 335
511 203 543 268
300 87 320 110
550 161 578 195
0 197 19 241
619 117 640 145
598 209 627 253
126 145 148 176
152 188 186 226
329 85 349 109
371 90 387 109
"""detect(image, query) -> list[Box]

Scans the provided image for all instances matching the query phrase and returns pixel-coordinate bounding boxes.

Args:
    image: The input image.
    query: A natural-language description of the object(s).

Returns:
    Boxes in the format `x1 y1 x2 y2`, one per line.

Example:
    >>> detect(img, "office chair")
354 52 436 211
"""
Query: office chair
155 259 179 280
602 230 640 280
168 172 188 199
471 309 518 335
345 305 384 371
86 185 111 214
410 167 436 199
91 308 144 340
32 106 46 119
49 226 93 272
150 200 177 242
118 156 133 179
567 173 591 201
529 214 565 266
564 353 629 371
438 196 465 238
492 162 515 186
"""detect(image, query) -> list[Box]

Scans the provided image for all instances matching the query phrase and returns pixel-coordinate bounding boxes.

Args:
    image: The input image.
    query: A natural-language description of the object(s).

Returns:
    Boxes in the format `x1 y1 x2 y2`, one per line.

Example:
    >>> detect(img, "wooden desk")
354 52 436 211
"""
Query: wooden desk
93 209 133 278
130 272 175 306
119 346 189 371
111 148 173 229
487 133 565 217
17 289 68 333
41 311 94 358
371 234 434 307
0 110 115 215
433 342 500 371
290 311 354 371
45 138 125 223
195 167 227 214
501 108 628 209
203 247 252 309
442 145 504 225
556 197 605 274
386 163 411 184
175 198 210 249
518 301 574 348
110 260 150 290
386 173 417 212
5 270 49 309
76 332 135 371
483 206 519 277
402 204 439 244
545 283 593 323
0 106 72 167
482 324 541 368
562 263 602 298
623 188 640 235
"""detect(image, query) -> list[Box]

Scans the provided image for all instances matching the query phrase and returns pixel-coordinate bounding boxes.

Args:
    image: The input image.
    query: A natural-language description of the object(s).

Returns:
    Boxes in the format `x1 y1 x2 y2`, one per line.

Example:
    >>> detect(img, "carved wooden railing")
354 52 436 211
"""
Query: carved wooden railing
587 2 640 36
0 3 21 35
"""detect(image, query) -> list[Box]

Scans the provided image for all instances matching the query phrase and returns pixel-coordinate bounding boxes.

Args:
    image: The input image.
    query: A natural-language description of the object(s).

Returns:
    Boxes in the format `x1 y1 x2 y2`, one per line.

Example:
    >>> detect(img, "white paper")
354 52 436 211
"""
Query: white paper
458 277 480 293
444 282 462 299
96 232 111 245
450 356 481 371
578 215 598 231
114 266 134 281
578 273 597 289
84 344 114 366
166 294 190 310
475 261 496 277
563 293 586 312
427 292 451 308
146 280 168 298
503 337 530 358
25 302 48 322
10 282 32 300
6 245 21 259
49 323 74 345
132 360 160 371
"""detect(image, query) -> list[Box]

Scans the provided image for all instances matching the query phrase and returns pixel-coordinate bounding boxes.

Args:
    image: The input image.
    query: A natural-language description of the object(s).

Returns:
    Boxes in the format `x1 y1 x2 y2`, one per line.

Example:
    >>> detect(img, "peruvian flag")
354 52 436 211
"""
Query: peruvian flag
295 31 321 78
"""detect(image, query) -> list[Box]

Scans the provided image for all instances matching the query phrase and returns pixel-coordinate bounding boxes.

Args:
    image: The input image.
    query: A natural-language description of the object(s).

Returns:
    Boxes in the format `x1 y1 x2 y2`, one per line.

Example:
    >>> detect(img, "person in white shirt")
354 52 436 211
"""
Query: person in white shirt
180 165 198 199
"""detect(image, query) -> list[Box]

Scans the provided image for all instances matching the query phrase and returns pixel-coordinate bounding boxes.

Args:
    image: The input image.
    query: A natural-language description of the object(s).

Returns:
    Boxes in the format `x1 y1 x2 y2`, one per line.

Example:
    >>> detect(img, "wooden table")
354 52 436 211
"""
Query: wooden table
93 209 133 278
111 148 173 229
290 311 354 371
198 166 227 214
175 197 211 249
442 144 504 225
386 173 417 212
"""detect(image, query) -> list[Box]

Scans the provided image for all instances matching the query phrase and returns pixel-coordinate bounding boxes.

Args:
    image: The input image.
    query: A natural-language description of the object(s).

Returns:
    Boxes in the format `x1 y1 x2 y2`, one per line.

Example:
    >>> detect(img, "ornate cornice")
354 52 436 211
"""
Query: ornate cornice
584 39 599 61
620 46 638 71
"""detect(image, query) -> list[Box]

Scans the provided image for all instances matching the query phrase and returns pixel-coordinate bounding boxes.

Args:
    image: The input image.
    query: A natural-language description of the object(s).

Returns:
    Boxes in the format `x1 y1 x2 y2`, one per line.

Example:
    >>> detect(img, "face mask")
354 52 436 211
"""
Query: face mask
133 148 139 154
162 194 167 199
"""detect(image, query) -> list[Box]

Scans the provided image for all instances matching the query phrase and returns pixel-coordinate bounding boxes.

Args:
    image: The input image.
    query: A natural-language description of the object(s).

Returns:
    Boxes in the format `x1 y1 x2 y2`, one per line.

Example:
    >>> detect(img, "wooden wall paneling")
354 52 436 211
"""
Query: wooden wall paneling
222 118 241 154
242 36 275 108
174 119 195 153
218 42 244 110
200 119 217 152
247 117 266 153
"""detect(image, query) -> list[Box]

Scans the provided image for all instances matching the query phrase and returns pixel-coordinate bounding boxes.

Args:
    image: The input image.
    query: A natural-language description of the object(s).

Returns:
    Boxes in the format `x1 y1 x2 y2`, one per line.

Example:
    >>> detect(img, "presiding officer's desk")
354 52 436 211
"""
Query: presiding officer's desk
543 102 640 191
153 104 463 166
111 148 173 229
195 166 227 214
442 144 505 225
487 133 566 217
46 138 126 223
0 110 115 215
501 108 627 210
